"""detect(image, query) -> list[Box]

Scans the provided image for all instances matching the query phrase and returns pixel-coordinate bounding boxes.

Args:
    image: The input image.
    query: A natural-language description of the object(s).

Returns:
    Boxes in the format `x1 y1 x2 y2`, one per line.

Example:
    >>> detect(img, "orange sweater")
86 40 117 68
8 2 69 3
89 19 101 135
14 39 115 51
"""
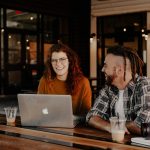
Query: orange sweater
37 77 92 115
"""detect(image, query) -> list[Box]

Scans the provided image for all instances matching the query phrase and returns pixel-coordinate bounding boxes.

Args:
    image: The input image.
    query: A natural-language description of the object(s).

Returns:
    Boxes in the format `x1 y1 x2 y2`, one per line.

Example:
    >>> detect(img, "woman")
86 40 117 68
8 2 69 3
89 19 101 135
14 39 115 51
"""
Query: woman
38 43 92 115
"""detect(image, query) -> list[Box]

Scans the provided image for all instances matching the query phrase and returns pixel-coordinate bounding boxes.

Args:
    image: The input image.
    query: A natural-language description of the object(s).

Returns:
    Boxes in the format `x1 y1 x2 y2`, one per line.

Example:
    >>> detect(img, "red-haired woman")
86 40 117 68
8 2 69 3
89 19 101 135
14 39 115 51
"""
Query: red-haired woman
38 43 92 115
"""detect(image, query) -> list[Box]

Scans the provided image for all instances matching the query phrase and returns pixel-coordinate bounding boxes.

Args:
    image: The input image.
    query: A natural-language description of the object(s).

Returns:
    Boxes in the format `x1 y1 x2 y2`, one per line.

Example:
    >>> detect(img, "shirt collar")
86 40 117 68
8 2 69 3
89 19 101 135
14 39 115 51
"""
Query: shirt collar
109 74 140 94
125 74 140 93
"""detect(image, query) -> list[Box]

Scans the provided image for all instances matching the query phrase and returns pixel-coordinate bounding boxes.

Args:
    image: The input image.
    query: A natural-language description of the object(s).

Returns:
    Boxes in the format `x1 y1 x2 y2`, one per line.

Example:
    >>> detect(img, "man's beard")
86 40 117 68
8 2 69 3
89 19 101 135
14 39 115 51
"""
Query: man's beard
105 74 116 86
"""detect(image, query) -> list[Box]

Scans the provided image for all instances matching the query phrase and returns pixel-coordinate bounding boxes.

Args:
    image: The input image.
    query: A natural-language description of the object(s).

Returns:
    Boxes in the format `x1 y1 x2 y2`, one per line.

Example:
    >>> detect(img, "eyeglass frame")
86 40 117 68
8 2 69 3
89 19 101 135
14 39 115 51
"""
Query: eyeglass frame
51 57 68 64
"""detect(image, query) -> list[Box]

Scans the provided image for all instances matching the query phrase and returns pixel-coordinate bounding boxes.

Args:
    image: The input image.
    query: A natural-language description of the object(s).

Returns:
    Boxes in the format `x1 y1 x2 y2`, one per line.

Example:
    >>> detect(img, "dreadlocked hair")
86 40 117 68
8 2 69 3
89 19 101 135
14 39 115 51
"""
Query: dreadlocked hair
107 45 144 82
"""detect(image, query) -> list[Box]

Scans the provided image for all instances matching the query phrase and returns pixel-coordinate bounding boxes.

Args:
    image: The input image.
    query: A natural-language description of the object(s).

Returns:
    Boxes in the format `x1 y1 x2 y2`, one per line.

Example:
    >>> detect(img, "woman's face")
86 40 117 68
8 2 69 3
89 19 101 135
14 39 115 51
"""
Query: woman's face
51 51 69 81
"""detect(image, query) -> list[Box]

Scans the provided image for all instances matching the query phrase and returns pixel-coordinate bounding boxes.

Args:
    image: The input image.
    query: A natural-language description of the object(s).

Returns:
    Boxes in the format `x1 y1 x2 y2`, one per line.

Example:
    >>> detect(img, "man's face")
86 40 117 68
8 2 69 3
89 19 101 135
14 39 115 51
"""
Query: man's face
101 54 118 86
105 73 116 86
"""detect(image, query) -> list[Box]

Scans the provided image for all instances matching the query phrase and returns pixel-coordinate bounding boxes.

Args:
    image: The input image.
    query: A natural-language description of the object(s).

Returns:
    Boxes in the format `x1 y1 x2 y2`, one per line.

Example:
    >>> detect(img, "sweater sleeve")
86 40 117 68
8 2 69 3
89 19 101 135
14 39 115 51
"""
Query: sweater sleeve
78 77 92 115
37 77 47 94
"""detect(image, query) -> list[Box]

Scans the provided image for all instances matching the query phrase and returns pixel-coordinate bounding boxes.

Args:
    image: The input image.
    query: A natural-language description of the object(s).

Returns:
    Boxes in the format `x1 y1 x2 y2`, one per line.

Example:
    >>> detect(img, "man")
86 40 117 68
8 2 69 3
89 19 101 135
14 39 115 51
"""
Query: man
86 45 150 135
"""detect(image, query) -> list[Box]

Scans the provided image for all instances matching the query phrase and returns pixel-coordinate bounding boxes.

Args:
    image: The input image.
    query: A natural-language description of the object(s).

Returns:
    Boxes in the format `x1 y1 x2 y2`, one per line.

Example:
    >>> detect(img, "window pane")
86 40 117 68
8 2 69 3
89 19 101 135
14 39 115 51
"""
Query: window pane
25 35 37 64
8 70 21 85
8 34 21 64
7 9 37 30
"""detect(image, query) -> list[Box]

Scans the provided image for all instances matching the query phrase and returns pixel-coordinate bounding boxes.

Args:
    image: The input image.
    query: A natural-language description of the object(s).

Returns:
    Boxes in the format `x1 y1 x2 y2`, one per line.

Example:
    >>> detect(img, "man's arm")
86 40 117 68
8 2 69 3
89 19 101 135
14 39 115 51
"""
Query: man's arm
88 116 130 134
88 116 111 133
126 121 141 135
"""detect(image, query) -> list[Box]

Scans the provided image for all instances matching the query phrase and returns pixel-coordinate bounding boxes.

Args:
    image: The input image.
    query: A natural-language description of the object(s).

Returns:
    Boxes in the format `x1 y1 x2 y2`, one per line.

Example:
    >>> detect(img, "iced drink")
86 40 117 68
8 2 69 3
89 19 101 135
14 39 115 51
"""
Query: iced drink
110 117 126 142
4 107 18 126
111 130 125 142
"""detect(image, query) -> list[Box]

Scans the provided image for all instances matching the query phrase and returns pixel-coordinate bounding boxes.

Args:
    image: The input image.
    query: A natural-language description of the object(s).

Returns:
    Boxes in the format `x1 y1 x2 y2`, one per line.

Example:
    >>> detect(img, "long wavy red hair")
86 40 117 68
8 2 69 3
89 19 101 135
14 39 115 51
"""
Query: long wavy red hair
43 43 84 94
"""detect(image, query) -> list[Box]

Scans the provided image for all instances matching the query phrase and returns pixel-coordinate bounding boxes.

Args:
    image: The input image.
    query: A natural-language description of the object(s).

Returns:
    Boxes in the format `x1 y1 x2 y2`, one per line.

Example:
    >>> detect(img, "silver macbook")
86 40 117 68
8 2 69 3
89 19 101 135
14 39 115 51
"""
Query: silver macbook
17 94 78 128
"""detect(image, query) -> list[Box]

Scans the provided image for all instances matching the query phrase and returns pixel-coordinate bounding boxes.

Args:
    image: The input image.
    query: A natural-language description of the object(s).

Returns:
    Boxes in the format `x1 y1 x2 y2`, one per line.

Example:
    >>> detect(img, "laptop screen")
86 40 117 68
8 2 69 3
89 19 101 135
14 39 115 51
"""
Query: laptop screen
17 94 75 128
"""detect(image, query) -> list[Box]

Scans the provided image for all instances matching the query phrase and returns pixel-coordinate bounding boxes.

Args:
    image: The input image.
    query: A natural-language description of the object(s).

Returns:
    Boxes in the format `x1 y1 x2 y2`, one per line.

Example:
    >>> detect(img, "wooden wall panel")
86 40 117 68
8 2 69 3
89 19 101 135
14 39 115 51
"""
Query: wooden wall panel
92 0 150 16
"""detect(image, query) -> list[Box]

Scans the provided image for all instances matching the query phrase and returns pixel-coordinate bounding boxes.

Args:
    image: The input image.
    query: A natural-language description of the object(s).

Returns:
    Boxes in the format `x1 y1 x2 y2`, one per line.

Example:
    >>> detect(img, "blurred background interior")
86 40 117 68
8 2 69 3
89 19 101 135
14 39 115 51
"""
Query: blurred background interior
0 0 150 101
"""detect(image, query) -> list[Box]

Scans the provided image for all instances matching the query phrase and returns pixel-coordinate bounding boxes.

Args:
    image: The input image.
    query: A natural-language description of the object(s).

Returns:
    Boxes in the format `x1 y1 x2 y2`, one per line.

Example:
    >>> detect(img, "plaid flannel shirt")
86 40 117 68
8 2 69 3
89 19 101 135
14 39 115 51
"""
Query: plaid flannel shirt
86 75 150 127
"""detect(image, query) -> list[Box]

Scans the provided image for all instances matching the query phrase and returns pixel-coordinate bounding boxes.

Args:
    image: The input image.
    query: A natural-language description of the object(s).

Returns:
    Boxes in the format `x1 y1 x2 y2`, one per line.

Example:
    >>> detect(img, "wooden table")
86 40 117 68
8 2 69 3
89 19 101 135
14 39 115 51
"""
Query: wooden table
0 114 149 150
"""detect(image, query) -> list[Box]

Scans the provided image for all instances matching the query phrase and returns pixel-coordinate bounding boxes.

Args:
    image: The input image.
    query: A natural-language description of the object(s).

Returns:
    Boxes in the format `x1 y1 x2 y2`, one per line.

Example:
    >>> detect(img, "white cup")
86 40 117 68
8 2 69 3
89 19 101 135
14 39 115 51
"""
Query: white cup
109 117 126 142
4 107 18 126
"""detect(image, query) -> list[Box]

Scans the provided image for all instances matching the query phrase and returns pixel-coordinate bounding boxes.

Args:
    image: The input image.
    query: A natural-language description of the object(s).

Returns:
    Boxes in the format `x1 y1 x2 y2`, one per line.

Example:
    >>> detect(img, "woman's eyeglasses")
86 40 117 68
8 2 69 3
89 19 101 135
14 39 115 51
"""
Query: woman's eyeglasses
51 57 68 64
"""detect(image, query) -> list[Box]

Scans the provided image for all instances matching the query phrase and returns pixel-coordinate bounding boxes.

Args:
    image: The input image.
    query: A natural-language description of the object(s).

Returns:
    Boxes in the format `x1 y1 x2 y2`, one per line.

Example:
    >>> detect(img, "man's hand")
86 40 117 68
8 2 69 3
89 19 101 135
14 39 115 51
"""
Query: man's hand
88 116 111 132
125 126 130 134
126 121 141 135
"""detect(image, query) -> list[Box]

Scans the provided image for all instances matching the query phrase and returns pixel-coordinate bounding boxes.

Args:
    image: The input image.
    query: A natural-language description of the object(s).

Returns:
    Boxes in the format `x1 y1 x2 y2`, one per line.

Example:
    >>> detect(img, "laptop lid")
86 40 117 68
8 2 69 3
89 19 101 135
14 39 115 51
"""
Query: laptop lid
17 94 75 128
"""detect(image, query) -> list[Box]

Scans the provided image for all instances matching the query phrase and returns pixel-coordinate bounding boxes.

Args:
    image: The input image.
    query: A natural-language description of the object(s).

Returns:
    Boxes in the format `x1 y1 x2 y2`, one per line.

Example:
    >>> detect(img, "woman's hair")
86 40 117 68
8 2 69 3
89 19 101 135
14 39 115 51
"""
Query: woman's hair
107 45 144 81
43 43 83 94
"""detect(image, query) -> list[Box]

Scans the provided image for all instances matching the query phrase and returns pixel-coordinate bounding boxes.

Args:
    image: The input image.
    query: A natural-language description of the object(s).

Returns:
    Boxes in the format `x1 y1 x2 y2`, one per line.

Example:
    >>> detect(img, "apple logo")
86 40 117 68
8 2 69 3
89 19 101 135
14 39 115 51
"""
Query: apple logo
42 108 49 115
